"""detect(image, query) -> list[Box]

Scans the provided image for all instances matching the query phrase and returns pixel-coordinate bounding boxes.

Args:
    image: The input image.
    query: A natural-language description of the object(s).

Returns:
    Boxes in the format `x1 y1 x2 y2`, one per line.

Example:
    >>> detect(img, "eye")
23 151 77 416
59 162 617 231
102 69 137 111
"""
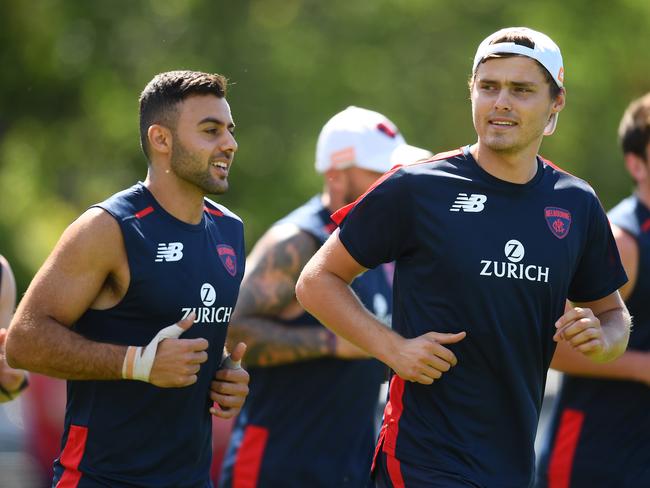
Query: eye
205 128 218 135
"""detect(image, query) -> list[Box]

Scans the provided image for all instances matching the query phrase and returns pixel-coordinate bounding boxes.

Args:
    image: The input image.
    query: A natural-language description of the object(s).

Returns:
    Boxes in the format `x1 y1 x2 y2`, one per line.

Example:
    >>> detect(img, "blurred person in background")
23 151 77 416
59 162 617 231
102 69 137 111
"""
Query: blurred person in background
296 27 631 487
537 92 650 488
5 70 250 487
0 255 27 402
219 106 431 488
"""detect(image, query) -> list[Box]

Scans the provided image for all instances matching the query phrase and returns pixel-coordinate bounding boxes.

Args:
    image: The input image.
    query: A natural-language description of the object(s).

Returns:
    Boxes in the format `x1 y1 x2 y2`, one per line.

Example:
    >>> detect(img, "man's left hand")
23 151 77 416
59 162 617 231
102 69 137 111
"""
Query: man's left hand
554 307 608 360
209 342 249 419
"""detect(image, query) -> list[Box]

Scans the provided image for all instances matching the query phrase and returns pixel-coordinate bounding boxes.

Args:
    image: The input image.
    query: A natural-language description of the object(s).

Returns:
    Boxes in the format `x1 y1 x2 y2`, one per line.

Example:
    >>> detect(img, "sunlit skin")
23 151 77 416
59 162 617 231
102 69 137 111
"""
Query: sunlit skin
144 94 238 224
470 56 565 183
323 166 384 210
170 95 237 194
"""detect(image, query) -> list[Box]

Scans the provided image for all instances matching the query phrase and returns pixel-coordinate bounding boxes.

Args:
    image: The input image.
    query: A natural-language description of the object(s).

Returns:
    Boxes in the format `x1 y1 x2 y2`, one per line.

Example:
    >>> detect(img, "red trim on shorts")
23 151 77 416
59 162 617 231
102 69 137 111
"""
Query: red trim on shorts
385 452 406 488
55 425 88 488
371 375 407 475
233 425 269 488
383 376 405 455
204 206 224 217
134 206 154 219
331 149 463 225
547 408 585 488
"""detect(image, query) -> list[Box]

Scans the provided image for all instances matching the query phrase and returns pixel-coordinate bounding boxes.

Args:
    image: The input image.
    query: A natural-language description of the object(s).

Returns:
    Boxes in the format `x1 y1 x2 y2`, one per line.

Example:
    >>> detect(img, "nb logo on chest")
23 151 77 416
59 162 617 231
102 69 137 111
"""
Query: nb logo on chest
155 242 184 262
450 193 487 212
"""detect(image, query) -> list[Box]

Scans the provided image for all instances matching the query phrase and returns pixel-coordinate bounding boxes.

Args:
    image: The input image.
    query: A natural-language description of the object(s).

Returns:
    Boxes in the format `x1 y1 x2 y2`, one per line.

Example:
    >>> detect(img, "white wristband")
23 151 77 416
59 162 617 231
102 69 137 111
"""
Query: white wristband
122 323 186 382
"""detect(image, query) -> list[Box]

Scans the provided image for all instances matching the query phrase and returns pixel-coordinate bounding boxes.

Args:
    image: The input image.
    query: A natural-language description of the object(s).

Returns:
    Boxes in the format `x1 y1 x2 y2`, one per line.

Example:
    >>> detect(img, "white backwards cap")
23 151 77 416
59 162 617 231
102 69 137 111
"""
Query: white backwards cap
315 106 432 174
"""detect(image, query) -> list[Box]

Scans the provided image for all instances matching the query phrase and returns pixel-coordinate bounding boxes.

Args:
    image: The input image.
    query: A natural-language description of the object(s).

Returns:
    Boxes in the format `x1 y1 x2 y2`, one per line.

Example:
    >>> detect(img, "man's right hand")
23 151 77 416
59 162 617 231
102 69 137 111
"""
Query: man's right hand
388 331 466 385
148 313 209 388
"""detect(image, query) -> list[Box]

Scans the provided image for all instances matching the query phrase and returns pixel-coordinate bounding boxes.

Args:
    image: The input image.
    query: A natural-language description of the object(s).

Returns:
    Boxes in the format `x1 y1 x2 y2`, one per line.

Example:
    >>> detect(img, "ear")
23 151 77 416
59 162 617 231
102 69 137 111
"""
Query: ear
551 88 566 114
624 152 648 184
147 124 172 156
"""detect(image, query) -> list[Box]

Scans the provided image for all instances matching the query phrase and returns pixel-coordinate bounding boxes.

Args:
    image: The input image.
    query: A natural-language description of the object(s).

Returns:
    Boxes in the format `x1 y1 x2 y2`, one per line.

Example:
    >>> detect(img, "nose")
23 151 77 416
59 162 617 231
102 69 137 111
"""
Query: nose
221 131 238 154
494 88 512 112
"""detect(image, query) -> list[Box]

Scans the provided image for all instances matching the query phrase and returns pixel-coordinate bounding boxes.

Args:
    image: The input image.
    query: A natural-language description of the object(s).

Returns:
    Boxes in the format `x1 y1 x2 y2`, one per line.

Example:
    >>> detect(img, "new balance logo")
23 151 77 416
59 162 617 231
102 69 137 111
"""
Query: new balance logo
155 242 184 262
450 193 487 212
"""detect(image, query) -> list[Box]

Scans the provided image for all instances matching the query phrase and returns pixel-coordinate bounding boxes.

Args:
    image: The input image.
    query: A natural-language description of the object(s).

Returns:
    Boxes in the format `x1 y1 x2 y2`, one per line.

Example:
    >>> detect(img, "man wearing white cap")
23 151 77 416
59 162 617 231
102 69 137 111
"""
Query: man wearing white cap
296 27 631 487
218 107 431 487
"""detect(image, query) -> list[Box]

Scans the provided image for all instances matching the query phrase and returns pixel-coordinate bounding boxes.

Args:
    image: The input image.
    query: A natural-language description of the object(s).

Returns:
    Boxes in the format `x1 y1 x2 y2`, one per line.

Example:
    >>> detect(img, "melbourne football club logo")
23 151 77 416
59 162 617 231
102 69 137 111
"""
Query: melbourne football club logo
450 193 487 212
155 242 184 262
544 207 571 239
217 244 237 277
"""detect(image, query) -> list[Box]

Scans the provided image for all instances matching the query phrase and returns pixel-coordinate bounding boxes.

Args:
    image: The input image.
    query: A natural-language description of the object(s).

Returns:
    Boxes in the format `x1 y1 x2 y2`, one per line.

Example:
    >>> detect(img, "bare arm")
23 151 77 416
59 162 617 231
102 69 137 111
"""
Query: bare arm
6 209 132 379
551 338 647 382
553 292 630 363
0 255 16 329
612 224 638 302
227 224 363 367
551 224 638 379
296 231 465 385
6 208 207 387
0 256 27 401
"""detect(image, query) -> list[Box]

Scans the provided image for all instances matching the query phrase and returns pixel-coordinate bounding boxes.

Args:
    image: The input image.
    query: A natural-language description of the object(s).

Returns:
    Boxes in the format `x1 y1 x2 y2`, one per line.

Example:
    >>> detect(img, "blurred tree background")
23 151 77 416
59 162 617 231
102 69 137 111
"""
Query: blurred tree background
0 0 648 293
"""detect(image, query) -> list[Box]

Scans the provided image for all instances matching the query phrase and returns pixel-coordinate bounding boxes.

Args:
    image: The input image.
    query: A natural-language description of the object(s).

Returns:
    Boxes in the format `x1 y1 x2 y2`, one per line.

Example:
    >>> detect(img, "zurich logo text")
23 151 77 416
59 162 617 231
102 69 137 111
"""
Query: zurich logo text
180 283 233 325
479 239 549 283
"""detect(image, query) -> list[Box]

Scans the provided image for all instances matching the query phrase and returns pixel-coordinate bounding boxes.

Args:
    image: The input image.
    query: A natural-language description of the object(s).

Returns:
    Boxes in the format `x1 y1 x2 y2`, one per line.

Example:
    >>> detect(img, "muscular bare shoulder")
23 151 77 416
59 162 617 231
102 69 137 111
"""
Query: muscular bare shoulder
18 207 129 326
235 223 320 317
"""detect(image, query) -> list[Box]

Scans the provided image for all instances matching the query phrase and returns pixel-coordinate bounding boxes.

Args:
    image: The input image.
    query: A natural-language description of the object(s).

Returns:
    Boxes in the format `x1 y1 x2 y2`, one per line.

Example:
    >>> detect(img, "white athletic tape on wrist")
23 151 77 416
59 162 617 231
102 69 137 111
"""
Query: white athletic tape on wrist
221 355 241 369
122 323 186 382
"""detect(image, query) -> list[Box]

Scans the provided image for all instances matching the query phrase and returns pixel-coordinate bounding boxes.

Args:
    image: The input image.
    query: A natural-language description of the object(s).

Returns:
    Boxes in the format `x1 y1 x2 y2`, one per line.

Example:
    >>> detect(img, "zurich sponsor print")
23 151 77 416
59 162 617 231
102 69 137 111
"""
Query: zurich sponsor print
181 282 233 324
479 239 550 283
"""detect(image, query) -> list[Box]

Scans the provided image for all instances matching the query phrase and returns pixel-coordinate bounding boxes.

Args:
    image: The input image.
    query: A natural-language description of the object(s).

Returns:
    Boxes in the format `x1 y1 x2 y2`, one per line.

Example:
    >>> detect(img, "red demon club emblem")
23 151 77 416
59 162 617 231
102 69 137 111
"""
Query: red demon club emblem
544 207 572 239
217 244 237 277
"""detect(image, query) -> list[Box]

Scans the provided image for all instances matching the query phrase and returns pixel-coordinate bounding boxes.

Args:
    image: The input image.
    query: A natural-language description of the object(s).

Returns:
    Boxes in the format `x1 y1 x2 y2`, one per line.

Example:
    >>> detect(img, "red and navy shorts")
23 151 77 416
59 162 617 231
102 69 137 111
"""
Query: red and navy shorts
372 451 481 488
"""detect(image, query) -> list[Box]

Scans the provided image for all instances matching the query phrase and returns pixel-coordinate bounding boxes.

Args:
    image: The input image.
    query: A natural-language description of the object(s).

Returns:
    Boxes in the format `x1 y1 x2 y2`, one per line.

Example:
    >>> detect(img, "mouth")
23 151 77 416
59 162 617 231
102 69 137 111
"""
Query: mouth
489 119 517 128
211 161 230 170
210 160 230 177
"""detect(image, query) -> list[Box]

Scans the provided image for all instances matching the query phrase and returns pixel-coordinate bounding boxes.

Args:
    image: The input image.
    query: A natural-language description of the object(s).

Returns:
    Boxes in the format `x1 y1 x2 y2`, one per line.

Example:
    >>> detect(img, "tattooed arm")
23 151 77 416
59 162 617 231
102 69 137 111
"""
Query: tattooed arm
226 223 366 367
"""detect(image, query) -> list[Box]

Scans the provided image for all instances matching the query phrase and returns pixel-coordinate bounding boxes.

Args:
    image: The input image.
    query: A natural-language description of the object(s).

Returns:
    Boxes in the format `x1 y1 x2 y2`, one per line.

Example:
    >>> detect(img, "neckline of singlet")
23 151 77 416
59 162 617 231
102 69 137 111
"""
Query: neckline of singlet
135 182 209 233
461 145 546 192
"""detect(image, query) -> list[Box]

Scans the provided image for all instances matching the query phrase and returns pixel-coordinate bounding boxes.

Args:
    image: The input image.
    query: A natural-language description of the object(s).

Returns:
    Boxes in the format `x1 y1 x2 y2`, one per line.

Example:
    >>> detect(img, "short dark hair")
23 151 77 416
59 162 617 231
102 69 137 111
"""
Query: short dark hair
618 93 650 160
139 70 228 160
470 33 562 99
